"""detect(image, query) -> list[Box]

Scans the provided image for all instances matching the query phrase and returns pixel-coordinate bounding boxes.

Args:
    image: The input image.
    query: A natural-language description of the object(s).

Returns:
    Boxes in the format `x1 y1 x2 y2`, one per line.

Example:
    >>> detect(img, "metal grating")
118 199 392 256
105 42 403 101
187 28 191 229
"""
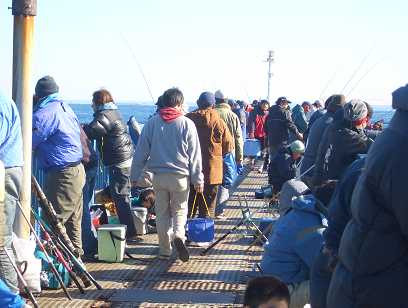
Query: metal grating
36 160 271 307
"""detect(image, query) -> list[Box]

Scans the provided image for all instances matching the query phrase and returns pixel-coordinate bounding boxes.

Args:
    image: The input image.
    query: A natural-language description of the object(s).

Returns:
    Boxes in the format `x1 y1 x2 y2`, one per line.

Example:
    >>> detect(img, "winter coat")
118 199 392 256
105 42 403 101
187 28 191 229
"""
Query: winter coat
260 195 327 284
304 109 326 142
292 104 308 133
264 105 300 147
32 96 82 170
186 108 234 185
323 158 364 253
312 109 344 186
327 108 408 308
233 107 247 139
79 126 98 170
326 119 370 180
247 107 268 139
268 146 297 192
84 107 134 166
214 103 243 162
300 112 334 178
0 91 23 168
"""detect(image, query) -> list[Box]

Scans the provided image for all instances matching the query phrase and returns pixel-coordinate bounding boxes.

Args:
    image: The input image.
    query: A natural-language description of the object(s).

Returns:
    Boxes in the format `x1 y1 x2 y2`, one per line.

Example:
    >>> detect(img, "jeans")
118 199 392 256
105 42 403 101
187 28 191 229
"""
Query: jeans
215 185 229 216
152 173 190 256
0 167 22 293
287 280 310 308
108 165 136 238
81 166 98 256
45 164 86 256
310 249 332 308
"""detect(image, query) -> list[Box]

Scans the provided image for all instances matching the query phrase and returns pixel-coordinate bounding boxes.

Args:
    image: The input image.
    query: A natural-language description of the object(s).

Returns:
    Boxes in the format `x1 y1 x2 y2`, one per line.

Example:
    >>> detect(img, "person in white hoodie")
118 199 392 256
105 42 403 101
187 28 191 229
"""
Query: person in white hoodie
131 88 204 262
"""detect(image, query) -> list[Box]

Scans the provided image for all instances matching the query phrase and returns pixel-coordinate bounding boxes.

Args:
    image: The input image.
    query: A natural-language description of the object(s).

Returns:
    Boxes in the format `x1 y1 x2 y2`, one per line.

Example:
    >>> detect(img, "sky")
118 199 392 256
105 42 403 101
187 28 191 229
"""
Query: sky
0 0 407 105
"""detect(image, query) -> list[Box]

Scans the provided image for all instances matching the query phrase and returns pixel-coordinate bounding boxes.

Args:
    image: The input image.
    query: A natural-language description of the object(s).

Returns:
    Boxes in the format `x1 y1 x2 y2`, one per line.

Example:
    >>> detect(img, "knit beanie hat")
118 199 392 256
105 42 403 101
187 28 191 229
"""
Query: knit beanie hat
214 90 226 104
392 84 408 110
344 99 368 122
197 92 216 109
326 94 346 113
290 140 305 154
35 76 59 99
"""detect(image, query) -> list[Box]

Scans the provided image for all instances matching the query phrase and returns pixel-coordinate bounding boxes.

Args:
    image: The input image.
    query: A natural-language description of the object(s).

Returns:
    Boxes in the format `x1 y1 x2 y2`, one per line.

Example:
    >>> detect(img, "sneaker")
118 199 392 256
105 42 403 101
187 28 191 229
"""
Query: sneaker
172 237 189 262
196 242 210 248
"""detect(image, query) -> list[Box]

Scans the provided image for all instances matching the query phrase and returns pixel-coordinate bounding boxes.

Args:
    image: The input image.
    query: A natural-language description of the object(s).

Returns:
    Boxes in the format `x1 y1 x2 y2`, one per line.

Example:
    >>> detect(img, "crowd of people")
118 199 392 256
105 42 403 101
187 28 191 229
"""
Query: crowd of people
0 73 406 308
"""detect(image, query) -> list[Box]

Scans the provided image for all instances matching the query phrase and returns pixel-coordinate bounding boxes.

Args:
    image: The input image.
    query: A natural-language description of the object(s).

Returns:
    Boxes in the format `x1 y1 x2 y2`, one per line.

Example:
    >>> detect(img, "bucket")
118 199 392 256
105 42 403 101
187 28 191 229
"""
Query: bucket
97 224 127 263
244 139 261 157
187 218 214 243
131 207 148 235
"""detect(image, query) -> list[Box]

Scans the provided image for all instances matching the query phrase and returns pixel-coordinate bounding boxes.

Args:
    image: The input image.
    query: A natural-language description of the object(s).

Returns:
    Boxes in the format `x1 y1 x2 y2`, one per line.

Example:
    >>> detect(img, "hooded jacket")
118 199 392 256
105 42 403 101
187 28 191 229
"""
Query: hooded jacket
326 119 370 180
327 101 408 308
187 108 234 184
261 195 327 284
292 104 308 133
84 106 134 166
214 103 243 162
32 97 82 170
265 104 300 147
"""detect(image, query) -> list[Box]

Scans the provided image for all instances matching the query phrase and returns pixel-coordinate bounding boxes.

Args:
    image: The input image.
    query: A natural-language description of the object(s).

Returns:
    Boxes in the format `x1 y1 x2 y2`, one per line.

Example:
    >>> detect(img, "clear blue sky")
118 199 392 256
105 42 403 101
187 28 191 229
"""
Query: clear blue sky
1 0 407 105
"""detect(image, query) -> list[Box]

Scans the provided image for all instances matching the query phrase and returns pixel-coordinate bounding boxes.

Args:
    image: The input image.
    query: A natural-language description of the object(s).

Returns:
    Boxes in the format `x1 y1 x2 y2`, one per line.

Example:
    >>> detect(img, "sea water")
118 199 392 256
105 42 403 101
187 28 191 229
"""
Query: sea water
70 102 394 126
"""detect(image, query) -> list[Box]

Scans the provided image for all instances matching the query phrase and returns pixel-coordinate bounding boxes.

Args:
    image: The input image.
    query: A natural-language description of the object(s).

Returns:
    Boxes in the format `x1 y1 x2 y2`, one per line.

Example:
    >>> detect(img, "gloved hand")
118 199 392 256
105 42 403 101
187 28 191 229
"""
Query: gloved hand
237 162 244 175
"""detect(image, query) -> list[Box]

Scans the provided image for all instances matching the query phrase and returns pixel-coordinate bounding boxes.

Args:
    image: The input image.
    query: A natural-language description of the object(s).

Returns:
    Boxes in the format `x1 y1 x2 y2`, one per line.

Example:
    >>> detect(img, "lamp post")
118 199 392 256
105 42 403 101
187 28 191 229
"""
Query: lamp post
266 50 274 102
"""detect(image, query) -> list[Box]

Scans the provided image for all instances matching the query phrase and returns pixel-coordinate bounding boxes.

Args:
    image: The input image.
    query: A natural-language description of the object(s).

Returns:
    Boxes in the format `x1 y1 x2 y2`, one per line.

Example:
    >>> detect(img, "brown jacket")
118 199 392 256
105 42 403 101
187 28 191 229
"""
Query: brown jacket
187 108 234 184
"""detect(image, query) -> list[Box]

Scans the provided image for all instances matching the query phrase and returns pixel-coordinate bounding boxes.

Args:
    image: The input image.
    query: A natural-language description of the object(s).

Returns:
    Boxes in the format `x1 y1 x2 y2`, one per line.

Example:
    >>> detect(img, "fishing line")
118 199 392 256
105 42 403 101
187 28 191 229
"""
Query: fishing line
121 34 155 104
346 59 382 97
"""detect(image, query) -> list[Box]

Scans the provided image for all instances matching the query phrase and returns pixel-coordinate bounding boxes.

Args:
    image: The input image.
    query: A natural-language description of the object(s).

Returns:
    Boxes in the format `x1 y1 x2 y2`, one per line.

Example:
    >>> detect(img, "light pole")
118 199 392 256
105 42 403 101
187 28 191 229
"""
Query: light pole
266 50 274 102
12 0 37 238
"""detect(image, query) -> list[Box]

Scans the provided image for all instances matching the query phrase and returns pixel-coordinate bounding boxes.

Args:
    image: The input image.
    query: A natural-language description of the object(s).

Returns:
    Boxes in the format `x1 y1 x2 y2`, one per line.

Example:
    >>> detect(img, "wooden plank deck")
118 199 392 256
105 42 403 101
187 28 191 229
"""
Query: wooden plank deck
36 162 273 307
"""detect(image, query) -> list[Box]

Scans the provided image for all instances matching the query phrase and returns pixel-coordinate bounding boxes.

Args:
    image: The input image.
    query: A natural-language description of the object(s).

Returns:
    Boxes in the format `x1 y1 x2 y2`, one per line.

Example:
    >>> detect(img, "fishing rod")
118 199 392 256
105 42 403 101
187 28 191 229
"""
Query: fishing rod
319 70 337 101
122 34 155 104
14 192 72 300
31 210 85 293
31 210 102 290
346 59 382 97
31 176 102 290
340 47 374 93
3 248 39 308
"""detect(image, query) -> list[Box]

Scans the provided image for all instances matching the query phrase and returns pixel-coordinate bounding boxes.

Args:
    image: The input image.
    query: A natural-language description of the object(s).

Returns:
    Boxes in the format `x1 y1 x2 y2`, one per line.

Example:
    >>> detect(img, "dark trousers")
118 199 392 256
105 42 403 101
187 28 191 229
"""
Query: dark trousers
256 137 269 171
81 166 98 256
108 165 136 238
310 249 332 308
187 184 219 219
45 164 85 256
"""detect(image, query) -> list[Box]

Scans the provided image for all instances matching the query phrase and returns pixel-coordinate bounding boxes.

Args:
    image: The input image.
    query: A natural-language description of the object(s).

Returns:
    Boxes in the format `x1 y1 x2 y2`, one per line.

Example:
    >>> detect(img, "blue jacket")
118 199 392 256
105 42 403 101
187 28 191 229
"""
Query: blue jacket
233 107 247 139
260 195 327 284
0 91 23 168
292 105 308 133
32 96 82 170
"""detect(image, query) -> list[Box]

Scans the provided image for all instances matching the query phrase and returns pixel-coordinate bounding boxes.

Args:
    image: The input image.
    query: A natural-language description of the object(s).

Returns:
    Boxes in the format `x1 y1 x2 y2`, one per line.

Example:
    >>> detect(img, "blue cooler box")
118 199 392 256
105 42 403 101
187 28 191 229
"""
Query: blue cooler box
187 218 215 242
244 139 261 157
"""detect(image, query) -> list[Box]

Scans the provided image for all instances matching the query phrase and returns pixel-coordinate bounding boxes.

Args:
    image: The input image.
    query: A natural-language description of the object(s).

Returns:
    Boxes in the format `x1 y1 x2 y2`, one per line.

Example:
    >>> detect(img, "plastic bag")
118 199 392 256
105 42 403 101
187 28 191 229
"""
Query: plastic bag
12 234 41 293
223 152 237 188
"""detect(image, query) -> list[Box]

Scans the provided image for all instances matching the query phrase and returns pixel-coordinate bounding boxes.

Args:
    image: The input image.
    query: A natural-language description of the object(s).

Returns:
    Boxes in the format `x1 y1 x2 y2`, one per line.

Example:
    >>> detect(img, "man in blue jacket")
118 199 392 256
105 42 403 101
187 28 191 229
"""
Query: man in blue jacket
0 91 23 293
32 76 85 257
260 182 336 308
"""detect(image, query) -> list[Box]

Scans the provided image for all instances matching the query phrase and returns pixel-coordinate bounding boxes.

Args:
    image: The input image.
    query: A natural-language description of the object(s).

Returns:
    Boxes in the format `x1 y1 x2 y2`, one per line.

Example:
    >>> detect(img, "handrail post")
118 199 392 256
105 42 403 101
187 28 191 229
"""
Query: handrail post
12 0 37 238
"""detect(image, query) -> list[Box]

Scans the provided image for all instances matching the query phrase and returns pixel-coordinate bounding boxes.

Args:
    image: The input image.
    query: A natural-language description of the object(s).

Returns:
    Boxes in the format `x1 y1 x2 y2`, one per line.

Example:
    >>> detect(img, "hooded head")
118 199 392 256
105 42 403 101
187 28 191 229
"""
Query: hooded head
34 76 59 101
326 94 346 113
392 84 408 111
289 140 305 160
197 91 216 109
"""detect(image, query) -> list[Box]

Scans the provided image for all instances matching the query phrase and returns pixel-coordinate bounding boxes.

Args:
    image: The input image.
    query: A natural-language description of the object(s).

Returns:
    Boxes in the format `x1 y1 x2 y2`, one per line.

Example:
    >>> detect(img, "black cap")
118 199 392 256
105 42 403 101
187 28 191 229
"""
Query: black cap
35 76 59 99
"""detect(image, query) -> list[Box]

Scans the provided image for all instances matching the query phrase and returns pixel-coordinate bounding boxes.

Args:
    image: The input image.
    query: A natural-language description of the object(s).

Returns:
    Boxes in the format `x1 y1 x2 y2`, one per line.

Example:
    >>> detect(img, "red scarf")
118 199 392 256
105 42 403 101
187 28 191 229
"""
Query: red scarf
159 107 183 122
